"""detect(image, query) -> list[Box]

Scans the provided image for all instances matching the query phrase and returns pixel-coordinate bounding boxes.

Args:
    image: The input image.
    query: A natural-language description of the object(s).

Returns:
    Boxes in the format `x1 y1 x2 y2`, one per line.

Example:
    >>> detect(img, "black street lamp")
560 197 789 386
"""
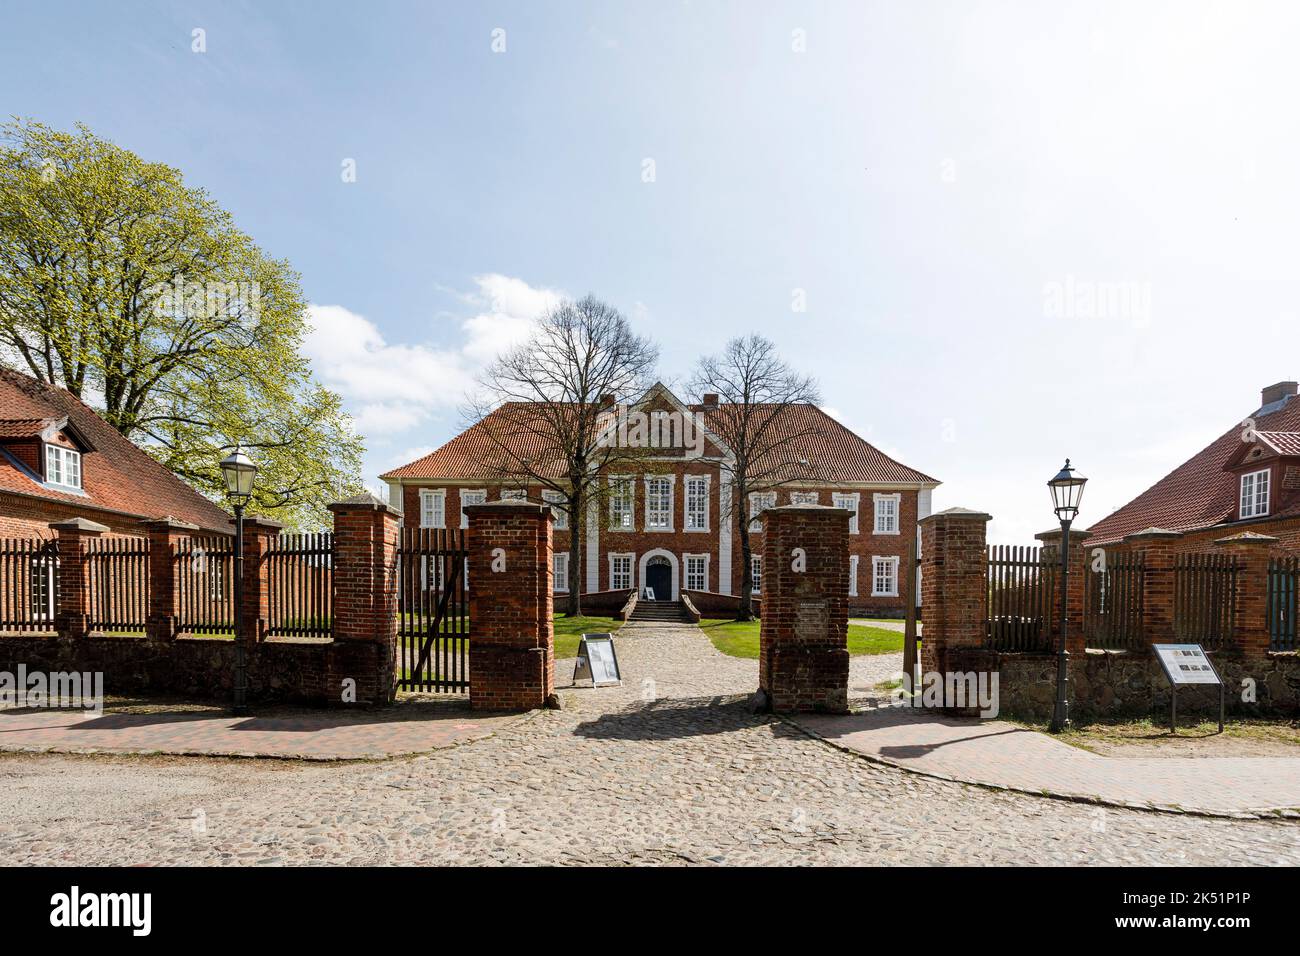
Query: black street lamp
220 446 258 715
1047 459 1087 733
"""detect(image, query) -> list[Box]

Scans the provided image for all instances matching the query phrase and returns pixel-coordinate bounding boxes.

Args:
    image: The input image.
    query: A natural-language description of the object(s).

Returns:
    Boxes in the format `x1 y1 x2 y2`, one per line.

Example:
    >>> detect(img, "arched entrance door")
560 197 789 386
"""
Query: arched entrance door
645 555 671 600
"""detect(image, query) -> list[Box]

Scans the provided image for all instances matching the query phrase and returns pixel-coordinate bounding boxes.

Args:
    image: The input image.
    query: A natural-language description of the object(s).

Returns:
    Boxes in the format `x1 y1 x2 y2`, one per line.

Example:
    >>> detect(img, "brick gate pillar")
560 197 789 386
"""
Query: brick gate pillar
756 503 850 714
143 517 197 642
327 494 401 704
1215 531 1278 660
919 508 991 675
1122 528 1182 645
466 501 554 712
1036 526 1092 655
237 517 282 644
50 517 108 640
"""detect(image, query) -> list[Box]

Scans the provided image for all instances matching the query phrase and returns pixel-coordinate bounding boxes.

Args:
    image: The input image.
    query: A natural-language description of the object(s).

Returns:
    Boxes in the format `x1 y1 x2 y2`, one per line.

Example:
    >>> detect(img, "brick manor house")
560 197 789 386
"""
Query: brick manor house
1088 379 1300 553
0 366 231 538
382 383 939 616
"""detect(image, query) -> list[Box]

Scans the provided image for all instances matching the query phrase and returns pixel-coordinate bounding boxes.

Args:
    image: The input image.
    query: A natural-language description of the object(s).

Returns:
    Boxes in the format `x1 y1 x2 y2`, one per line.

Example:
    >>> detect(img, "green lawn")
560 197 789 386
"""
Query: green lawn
699 617 905 659
553 614 622 658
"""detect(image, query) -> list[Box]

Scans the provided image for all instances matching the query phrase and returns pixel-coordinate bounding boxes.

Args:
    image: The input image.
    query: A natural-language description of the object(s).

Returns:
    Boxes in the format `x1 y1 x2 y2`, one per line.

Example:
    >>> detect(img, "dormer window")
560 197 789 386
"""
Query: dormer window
45 444 81 489
1240 468 1270 519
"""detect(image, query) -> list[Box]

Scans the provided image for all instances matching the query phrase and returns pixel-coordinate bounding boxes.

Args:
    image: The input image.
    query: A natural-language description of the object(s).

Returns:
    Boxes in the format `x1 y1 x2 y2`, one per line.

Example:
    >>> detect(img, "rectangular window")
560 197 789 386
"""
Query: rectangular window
749 492 776 532
609 478 635 530
874 494 900 535
29 554 56 620
751 555 763 593
459 489 486 528
833 493 860 534
542 490 568 530
45 445 82 489
685 554 707 591
420 489 446 528
553 552 569 592
499 488 527 501
790 491 819 505
873 556 899 597
1240 469 1271 519
209 560 225 602
685 476 709 531
610 554 633 591
645 477 673 530
849 554 859 597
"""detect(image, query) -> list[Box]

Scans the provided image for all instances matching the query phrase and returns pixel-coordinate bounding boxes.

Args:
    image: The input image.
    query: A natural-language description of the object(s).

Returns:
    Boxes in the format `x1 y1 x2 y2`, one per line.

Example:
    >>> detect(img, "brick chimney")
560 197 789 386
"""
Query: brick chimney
1261 381 1298 407
702 393 720 409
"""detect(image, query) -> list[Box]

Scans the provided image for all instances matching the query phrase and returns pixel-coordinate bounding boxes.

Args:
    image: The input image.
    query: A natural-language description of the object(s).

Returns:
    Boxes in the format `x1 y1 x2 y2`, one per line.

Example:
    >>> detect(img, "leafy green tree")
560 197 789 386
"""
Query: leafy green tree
0 119 361 527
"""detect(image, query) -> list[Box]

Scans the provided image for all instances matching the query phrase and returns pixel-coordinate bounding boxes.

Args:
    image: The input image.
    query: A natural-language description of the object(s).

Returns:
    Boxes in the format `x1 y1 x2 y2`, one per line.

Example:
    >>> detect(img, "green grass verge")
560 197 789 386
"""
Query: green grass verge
699 617 905 659
552 614 623 658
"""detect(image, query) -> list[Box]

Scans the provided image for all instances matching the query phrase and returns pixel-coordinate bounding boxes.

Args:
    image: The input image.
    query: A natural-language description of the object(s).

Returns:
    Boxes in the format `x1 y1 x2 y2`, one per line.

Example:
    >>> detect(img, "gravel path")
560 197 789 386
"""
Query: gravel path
2 621 1299 865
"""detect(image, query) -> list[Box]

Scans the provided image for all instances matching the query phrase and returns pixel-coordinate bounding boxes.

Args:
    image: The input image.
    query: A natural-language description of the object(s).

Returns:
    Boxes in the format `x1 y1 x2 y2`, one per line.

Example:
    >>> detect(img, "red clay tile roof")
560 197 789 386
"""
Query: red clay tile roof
1257 431 1300 457
0 419 55 440
382 399 937 487
1087 394 1300 545
0 367 232 532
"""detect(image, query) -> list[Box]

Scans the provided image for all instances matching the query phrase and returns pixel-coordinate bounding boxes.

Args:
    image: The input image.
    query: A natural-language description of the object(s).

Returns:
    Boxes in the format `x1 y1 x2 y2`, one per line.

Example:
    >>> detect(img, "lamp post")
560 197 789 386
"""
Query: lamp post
220 446 258 715
1047 459 1087 733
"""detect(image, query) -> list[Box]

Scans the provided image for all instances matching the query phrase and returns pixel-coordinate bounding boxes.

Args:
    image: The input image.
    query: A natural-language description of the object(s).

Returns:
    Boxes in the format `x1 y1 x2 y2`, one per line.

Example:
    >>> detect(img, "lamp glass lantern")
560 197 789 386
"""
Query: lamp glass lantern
1048 459 1087 521
220 448 258 504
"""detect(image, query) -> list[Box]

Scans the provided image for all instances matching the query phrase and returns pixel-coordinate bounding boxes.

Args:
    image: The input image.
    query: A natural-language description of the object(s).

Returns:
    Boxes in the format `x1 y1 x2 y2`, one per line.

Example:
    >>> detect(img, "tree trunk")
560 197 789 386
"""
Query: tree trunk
736 513 756 622
566 487 582 616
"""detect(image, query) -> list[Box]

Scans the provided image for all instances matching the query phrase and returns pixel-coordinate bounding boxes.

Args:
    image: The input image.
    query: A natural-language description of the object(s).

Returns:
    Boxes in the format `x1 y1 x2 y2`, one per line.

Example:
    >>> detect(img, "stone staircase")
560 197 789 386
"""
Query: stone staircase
628 600 694 624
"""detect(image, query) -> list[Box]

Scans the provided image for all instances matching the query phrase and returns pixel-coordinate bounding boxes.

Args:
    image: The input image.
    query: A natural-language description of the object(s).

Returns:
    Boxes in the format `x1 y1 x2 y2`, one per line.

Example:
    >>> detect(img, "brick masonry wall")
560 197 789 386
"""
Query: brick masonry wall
0 492 153 539
467 501 554 711
757 504 850 713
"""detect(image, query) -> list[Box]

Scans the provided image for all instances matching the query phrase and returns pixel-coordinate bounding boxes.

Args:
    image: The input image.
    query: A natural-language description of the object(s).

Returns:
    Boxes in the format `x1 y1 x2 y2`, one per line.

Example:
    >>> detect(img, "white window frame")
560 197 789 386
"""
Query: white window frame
849 554 859 597
45 444 81 489
459 488 486 528
419 489 446 528
609 552 634 591
30 554 57 620
684 475 710 532
872 555 900 597
833 492 860 534
751 555 763 594
608 476 635 530
499 488 527 501
749 492 776 532
553 552 569 592
644 475 675 531
1240 468 1271 519
684 553 709 592
874 493 901 535
542 490 568 530
790 491 819 505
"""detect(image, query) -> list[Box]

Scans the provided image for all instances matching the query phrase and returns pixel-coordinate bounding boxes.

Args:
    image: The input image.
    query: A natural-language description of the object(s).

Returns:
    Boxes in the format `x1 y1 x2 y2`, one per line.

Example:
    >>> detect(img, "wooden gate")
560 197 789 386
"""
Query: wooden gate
397 528 469 692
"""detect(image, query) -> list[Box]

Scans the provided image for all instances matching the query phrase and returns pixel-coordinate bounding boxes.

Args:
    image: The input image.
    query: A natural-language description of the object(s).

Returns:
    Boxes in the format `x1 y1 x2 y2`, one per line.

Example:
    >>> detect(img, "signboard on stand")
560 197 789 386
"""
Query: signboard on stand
1152 643 1224 733
573 633 622 687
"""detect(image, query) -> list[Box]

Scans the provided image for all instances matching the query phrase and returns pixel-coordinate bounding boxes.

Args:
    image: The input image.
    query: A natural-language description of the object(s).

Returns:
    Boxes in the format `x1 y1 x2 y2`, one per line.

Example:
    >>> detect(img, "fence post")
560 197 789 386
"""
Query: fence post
143 517 197 642
50 517 107 640
237 517 281 644
1036 527 1092 654
756 504 850 713
466 501 554 712
327 494 400 704
919 508 991 675
1122 528 1182 645
1215 531 1277 660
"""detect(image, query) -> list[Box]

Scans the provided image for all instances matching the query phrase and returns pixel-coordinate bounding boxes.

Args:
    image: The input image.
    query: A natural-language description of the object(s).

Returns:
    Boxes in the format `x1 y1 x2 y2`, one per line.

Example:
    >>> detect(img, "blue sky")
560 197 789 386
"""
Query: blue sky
4 0 1300 542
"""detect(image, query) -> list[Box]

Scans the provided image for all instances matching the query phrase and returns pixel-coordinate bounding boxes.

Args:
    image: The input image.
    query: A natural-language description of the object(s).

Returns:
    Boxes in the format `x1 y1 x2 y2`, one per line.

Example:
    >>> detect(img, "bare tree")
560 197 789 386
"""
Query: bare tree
465 296 659 615
689 334 823 621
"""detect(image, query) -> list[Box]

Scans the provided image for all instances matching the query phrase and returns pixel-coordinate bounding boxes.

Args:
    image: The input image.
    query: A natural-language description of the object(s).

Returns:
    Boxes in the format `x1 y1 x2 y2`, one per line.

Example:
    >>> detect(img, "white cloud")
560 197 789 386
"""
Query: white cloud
305 274 565 439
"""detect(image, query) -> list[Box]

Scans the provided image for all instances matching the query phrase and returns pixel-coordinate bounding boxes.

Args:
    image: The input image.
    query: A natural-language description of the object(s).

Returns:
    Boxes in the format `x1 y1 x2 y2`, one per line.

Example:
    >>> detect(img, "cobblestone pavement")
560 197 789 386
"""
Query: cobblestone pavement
2 621 1299 865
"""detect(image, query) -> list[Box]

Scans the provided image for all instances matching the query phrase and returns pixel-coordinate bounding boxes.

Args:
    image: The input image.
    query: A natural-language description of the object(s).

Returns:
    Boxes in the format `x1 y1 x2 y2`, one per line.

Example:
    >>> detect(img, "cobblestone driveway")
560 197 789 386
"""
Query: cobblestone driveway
2 621 1299 865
